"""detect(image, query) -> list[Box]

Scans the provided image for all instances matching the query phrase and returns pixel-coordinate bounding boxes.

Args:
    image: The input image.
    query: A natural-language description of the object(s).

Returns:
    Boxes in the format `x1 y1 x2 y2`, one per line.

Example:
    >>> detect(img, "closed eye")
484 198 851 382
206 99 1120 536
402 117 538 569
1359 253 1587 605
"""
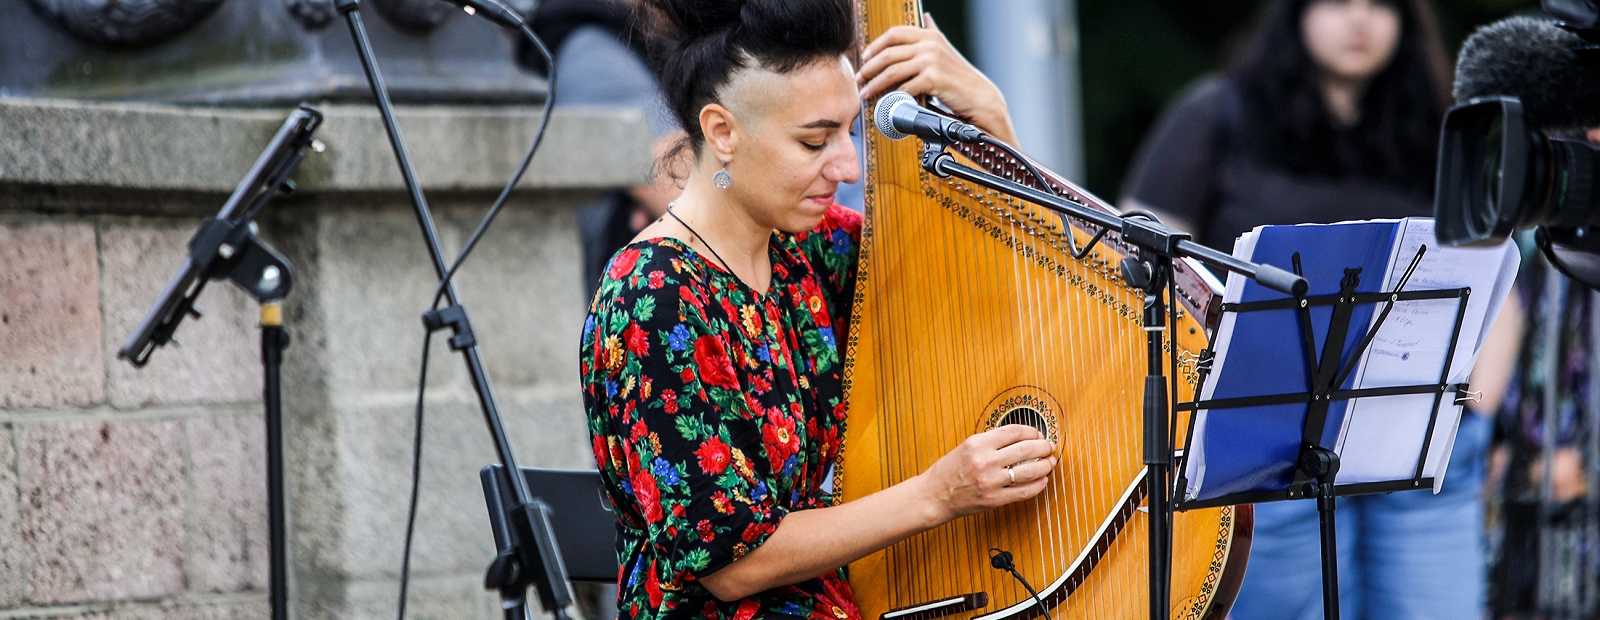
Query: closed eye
802 141 826 152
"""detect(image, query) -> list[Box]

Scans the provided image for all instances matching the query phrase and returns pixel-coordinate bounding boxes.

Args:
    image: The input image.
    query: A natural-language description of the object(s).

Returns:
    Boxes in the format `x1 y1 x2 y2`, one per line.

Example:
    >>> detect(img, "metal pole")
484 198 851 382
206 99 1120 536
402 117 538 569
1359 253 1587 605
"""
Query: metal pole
1141 254 1172 620
968 0 1084 179
261 301 289 620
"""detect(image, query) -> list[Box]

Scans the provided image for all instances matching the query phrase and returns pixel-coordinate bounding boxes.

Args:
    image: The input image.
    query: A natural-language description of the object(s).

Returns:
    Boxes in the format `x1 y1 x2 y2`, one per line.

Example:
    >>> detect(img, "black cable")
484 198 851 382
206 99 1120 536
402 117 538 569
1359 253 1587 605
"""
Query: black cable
989 548 1050 619
396 331 433 620
429 22 557 311
396 16 558 620
974 134 1118 260
979 135 1056 199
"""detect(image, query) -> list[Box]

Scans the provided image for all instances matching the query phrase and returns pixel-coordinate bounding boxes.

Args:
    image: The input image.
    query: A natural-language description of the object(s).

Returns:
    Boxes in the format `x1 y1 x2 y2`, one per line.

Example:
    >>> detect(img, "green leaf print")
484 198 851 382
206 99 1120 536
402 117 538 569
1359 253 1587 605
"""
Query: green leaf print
633 295 656 322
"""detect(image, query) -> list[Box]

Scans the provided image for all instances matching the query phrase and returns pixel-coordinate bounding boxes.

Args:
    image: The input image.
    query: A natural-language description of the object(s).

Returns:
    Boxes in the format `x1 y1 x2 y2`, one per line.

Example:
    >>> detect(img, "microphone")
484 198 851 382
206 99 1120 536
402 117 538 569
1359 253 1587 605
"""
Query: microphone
873 91 985 143
1454 15 1600 131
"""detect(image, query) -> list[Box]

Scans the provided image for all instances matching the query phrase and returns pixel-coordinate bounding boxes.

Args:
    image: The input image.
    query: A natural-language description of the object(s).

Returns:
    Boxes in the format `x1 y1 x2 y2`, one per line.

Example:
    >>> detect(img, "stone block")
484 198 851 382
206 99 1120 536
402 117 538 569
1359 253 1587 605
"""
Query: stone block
186 414 269 593
328 386 592 584
117 599 271 620
19 419 186 604
335 397 495 580
446 199 589 392
500 385 592 472
0 99 650 194
0 222 105 409
23 611 112 620
313 203 464 393
0 424 25 607
100 223 260 408
279 105 652 193
338 574 493 620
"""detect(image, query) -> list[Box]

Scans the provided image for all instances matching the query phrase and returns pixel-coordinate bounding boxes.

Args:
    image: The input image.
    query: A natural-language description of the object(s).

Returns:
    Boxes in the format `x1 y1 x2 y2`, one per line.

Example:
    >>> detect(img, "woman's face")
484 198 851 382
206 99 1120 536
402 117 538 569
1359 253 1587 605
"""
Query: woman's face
714 56 862 234
1302 0 1402 84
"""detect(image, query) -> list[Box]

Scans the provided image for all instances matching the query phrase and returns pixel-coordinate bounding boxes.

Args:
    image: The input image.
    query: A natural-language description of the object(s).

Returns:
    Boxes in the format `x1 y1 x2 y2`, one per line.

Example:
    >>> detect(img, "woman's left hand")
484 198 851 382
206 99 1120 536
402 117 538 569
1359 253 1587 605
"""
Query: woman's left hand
857 13 1018 146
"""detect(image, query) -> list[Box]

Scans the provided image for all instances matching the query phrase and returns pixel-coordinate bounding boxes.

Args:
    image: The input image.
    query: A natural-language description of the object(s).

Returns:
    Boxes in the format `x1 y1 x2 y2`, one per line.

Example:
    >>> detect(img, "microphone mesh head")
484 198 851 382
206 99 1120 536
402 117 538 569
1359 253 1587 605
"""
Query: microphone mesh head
1455 16 1600 131
874 91 915 140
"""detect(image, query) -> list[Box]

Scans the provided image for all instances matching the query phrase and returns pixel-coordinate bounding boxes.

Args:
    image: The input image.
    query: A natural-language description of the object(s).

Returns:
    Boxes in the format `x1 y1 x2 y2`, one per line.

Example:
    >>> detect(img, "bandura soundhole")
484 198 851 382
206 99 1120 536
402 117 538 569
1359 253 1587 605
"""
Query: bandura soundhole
982 387 1061 443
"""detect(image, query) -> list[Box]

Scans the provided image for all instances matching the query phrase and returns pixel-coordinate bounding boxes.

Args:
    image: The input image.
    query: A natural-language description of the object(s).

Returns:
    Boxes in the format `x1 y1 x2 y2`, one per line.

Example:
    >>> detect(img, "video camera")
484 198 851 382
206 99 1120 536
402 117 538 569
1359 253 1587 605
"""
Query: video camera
1435 0 1600 285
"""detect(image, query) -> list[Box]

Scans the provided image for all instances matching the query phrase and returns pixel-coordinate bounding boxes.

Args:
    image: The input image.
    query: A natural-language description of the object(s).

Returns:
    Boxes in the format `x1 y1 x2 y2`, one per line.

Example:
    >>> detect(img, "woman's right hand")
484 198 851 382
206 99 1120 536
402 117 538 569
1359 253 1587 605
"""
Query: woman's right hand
857 13 1019 146
699 424 1057 600
916 424 1058 521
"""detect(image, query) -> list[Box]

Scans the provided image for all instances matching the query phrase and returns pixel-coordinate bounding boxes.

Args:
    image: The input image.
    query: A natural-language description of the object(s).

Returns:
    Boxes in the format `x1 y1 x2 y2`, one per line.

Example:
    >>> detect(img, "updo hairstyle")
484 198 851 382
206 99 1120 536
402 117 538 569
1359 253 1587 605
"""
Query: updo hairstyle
643 0 857 153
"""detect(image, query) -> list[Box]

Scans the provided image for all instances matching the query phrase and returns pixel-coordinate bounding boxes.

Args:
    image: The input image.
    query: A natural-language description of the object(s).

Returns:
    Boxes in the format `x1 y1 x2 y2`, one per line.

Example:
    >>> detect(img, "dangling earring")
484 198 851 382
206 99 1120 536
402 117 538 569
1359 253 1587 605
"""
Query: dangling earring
713 161 732 189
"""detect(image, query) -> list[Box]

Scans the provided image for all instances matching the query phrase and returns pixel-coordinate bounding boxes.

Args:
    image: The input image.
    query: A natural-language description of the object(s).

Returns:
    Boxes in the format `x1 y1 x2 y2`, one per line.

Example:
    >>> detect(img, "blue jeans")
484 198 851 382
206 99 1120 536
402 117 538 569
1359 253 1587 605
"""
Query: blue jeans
1229 413 1491 620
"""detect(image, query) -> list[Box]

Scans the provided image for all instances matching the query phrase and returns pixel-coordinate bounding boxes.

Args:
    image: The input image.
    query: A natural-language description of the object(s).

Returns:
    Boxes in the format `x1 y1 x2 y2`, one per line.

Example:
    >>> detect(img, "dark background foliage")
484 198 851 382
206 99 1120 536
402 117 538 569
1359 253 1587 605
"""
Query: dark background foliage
919 0 1537 198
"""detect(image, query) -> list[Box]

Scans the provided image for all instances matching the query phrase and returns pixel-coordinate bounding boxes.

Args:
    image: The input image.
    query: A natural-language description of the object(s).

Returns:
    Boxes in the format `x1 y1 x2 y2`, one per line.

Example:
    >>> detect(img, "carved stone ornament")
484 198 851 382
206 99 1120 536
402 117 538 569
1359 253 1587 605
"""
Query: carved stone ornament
368 0 452 33
284 0 334 29
25 0 227 48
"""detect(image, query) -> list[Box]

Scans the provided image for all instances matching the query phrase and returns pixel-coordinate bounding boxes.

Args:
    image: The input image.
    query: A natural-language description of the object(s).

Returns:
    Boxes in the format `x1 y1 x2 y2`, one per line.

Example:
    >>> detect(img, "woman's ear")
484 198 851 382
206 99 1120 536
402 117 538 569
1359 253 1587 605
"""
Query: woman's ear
699 103 740 163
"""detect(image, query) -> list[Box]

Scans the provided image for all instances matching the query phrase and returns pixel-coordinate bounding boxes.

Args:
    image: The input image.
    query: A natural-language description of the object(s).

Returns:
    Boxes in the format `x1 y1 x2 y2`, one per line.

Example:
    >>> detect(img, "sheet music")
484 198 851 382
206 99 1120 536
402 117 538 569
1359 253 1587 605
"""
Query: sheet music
1182 218 1519 501
1333 218 1519 488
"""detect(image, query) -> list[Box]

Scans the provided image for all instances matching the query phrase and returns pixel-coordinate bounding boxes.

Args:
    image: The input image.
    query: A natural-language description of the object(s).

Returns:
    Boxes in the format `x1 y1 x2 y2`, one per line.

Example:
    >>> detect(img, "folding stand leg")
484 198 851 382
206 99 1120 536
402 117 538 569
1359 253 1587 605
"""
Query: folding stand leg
1299 446 1342 620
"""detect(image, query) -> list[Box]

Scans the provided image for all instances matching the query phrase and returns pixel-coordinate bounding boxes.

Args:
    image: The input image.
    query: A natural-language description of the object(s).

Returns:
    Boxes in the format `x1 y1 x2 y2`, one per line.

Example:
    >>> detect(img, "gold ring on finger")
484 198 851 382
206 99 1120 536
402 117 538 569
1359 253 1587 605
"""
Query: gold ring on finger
1006 467 1016 487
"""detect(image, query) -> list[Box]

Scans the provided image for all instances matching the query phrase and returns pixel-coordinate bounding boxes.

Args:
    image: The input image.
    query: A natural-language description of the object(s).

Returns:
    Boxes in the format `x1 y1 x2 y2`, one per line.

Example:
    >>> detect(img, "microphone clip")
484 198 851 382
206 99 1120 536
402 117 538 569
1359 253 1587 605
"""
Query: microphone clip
920 137 955 178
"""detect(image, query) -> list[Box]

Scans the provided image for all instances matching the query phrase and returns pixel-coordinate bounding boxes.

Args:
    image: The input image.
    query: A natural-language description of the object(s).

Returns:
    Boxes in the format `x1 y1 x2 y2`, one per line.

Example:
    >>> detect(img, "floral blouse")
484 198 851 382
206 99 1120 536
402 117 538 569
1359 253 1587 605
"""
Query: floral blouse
580 205 864 620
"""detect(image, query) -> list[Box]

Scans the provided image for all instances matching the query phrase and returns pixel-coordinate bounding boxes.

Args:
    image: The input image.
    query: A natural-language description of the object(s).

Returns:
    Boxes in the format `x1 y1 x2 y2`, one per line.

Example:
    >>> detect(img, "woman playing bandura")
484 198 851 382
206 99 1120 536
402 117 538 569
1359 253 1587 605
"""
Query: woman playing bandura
578 1 1057 619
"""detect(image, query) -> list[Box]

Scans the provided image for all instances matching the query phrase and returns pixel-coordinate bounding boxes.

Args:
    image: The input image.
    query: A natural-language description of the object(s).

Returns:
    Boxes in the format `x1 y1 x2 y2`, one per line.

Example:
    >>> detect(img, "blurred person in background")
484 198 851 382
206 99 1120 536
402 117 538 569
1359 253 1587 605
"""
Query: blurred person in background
1486 242 1598 618
524 0 868 300
521 0 683 301
1120 0 1449 248
1119 1 1512 618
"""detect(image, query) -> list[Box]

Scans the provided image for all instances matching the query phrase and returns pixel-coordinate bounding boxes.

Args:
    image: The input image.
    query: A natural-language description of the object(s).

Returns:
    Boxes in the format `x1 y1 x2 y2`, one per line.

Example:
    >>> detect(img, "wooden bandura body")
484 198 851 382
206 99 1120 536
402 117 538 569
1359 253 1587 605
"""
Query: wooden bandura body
836 3 1252 619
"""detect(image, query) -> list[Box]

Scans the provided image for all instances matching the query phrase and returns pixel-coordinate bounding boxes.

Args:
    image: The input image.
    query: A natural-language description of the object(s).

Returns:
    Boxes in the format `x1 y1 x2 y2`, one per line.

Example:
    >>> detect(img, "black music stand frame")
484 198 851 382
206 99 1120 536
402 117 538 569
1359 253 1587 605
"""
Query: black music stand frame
914 138 1308 620
1170 247 1477 620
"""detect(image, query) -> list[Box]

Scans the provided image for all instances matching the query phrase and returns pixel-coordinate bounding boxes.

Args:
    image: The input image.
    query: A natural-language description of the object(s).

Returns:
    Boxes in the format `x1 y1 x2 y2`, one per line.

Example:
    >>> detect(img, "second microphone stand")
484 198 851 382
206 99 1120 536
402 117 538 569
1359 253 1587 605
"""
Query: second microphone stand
333 2 575 618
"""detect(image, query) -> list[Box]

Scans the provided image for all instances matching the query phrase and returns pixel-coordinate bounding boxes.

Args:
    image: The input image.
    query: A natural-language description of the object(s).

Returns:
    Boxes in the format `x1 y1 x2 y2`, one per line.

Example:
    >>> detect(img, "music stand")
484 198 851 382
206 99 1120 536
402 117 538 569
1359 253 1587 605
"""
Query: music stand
1171 246 1479 620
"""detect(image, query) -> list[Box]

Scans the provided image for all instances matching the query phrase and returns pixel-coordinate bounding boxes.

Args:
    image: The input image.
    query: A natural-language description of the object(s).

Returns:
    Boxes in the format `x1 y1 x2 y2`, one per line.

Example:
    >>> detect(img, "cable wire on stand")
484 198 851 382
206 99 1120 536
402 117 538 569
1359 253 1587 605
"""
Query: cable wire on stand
329 1 575 619
396 17 559 620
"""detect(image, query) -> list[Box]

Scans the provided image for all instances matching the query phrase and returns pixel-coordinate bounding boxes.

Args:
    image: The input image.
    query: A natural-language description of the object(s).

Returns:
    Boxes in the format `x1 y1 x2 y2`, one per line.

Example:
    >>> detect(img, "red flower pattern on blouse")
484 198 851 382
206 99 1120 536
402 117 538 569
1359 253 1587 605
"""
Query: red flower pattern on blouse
696 437 732 474
692 334 740 390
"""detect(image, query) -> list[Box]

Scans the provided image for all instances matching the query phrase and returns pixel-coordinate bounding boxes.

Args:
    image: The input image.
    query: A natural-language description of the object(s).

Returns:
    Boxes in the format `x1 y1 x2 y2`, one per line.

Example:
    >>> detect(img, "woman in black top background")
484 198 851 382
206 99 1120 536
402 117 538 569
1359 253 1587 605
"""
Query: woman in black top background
1121 0 1450 250
1121 1 1498 619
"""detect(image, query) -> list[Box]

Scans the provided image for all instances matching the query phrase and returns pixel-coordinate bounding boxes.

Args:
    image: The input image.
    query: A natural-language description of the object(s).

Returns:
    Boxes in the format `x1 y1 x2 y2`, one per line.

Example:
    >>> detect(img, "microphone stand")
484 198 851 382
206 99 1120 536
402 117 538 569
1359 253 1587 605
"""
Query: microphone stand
913 137 1306 620
116 104 323 620
332 2 576 619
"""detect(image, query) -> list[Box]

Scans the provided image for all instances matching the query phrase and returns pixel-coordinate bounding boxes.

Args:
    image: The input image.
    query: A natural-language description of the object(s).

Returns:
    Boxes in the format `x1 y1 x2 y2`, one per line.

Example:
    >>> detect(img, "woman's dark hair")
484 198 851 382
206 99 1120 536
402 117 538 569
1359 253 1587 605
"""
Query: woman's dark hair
1226 0 1452 194
642 0 857 152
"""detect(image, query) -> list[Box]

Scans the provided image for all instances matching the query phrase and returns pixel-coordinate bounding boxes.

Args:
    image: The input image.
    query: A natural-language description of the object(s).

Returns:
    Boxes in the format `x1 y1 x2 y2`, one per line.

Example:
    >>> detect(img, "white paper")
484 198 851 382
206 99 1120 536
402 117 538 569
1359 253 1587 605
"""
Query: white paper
1333 218 1519 489
1181 228 1261 500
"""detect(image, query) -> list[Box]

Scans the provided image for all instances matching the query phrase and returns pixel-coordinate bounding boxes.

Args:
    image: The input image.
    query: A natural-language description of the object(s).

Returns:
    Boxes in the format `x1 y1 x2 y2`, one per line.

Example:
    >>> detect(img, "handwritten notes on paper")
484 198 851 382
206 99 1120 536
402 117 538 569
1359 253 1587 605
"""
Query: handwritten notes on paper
1335 218 1519 488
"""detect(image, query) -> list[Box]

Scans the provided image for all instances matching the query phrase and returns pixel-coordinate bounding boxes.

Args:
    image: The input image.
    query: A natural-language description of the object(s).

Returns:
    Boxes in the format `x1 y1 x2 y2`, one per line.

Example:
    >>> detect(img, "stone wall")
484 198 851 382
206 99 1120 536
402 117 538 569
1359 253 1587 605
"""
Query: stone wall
0 98 650 619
